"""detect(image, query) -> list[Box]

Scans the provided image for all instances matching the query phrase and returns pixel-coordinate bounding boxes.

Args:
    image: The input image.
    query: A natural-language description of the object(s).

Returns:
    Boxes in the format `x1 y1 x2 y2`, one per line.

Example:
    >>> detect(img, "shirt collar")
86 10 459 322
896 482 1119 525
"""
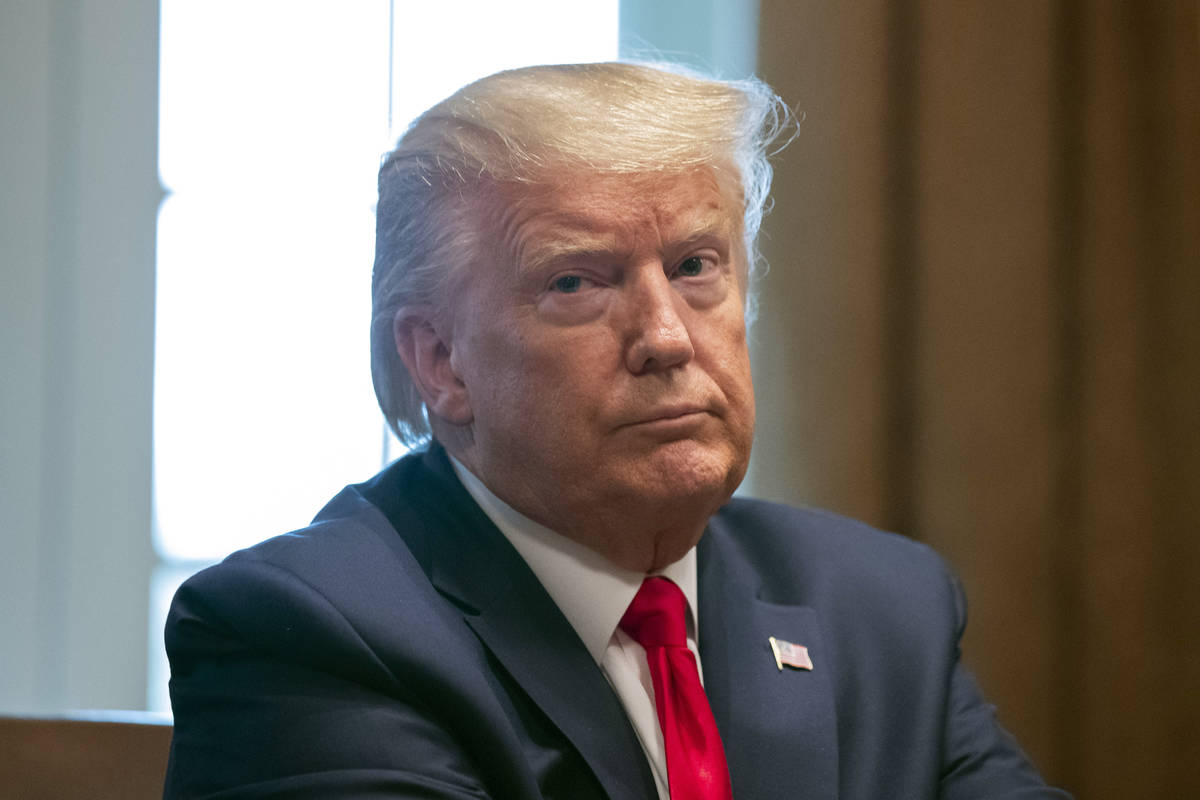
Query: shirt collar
448 455 699 664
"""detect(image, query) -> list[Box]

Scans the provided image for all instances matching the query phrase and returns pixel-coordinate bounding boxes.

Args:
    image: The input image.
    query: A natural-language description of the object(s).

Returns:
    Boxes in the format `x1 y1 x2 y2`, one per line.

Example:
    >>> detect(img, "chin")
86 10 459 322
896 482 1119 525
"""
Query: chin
556 443 749 573
630 441 746 508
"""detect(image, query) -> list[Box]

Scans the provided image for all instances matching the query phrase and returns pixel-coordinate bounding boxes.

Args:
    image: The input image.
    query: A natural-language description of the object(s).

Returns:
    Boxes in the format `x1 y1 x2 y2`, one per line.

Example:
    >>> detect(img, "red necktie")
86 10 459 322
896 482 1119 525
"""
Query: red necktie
619 576 734 800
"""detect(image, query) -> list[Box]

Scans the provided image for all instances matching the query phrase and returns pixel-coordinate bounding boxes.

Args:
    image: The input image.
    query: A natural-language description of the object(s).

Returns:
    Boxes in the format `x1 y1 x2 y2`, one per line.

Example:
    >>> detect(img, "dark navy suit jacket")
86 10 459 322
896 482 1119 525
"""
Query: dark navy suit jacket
163 446 1069 798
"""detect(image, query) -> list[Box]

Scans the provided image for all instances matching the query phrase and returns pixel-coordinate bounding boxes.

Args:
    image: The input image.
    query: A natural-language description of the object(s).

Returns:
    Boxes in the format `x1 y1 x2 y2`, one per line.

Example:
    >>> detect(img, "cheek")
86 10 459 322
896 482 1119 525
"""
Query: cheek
476 340 597 427
709 308 753 382
529 325 619 384
713 326 756 435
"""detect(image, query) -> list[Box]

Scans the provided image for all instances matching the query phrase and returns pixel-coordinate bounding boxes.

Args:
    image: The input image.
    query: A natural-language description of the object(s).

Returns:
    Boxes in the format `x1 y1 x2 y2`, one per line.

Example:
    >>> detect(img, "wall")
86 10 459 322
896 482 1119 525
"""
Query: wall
0 0 160 713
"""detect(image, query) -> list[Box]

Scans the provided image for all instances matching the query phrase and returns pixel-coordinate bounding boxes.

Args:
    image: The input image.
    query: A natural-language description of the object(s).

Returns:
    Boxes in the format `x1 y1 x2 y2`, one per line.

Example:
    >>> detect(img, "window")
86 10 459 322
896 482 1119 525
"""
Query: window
149 0 618 711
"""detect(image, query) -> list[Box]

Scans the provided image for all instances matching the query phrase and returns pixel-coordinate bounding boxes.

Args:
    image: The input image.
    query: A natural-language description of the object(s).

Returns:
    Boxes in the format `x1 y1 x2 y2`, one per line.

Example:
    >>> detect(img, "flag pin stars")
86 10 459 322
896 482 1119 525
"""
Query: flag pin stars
769 636 813 671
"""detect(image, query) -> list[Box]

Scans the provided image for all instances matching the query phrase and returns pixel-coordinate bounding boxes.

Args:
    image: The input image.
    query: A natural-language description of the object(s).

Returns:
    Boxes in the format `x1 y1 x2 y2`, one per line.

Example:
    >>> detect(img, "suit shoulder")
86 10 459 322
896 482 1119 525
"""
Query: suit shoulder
166 464 456 681
707 498 959 620
186 448 439 597
714 497 945 568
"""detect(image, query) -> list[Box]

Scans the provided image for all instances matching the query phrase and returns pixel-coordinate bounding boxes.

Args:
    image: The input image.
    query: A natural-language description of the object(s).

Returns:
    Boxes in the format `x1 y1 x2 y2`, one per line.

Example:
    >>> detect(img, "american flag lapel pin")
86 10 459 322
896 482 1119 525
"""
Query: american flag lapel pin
769 636 814 671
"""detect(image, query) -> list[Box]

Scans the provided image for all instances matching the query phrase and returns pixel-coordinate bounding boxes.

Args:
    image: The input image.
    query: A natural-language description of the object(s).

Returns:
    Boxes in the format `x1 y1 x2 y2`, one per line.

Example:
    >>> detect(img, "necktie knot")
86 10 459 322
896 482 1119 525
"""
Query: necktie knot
620 576 688 649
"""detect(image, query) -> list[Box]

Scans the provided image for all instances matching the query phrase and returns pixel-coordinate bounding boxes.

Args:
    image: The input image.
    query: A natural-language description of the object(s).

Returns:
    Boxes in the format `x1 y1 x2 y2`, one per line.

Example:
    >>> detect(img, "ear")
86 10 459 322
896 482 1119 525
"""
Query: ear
392 308 473 426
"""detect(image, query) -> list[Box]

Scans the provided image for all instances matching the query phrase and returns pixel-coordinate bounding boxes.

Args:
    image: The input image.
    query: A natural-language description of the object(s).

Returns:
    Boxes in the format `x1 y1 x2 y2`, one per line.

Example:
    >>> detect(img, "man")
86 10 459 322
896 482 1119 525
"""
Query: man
163 63 1070 799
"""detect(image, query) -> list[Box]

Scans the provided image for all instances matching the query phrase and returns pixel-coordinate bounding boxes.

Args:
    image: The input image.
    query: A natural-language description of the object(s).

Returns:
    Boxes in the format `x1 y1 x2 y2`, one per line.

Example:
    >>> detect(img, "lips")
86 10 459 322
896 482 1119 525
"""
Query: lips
619 403 712 429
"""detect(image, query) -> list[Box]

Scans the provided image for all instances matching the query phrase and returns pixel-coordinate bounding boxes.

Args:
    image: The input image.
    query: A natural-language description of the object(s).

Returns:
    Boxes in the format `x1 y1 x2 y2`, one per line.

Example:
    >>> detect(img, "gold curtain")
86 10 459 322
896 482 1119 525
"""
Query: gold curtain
750 2 1200 797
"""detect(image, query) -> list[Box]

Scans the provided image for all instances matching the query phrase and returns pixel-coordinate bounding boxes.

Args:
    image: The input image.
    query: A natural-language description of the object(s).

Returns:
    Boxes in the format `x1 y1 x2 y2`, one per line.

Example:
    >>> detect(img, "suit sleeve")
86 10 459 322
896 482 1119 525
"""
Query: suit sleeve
162 558 501 800
937 574 1074 800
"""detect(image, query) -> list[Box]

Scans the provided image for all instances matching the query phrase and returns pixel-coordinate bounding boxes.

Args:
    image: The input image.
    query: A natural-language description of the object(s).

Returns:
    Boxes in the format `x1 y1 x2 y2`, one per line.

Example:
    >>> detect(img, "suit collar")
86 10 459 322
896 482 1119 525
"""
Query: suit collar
698 517 840 800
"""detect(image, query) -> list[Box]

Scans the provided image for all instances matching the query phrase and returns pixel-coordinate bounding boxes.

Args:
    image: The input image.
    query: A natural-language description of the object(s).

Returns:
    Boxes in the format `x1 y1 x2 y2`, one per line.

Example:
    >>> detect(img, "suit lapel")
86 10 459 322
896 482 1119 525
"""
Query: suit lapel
699 524 840 800
407 448 658 800
464 577 657 799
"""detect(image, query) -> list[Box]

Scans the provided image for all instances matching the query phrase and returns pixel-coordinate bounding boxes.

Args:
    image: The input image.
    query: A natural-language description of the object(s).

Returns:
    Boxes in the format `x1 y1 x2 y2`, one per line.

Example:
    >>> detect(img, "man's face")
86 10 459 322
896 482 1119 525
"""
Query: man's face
444 168 755 572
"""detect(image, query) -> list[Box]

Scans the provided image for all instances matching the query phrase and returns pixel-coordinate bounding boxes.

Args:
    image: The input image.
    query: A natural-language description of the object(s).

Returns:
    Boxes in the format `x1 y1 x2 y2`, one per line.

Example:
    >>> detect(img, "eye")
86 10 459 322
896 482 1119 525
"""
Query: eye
551 275 584 293
676 256 707 277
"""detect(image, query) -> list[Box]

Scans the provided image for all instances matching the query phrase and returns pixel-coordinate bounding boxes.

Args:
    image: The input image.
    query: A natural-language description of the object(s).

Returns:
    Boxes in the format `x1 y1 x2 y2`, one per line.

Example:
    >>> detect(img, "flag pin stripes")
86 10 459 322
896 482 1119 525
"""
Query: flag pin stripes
769 636 813 671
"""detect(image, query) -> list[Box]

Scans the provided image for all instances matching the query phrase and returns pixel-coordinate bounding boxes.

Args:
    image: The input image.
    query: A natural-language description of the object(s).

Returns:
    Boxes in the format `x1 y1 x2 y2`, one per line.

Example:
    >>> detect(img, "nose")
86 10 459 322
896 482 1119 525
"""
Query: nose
623 269 695 374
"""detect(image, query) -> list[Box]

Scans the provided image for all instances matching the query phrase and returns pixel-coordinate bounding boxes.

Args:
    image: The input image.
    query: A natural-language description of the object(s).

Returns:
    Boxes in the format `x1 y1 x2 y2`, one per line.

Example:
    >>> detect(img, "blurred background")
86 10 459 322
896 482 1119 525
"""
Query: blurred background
2 2 1197 798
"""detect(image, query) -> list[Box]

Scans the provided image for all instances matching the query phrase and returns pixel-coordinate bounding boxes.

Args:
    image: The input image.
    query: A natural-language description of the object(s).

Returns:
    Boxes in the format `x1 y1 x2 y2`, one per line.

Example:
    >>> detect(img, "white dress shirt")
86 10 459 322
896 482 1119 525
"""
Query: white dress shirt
450 457 700 800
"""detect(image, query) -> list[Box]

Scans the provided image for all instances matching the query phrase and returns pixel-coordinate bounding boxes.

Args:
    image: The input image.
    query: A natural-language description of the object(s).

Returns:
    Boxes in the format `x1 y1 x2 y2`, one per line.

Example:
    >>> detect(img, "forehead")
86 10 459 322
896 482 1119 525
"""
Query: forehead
495 168 745 269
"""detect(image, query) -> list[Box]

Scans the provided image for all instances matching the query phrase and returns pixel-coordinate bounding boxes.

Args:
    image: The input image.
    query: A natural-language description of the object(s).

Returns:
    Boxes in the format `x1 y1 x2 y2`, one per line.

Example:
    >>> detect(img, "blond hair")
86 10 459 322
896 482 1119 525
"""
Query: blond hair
371 62 793 443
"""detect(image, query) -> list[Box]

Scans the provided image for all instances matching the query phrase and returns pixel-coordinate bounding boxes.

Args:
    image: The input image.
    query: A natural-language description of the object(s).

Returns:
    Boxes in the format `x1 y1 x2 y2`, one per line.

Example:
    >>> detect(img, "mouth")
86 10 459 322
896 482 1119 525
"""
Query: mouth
620 404 712 430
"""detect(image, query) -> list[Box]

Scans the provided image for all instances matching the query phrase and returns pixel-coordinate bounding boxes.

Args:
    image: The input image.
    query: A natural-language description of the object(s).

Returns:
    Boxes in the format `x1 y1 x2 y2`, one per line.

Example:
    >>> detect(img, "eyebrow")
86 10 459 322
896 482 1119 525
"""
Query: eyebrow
519 234 626 275
518 216 735 275
670 225 734 254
